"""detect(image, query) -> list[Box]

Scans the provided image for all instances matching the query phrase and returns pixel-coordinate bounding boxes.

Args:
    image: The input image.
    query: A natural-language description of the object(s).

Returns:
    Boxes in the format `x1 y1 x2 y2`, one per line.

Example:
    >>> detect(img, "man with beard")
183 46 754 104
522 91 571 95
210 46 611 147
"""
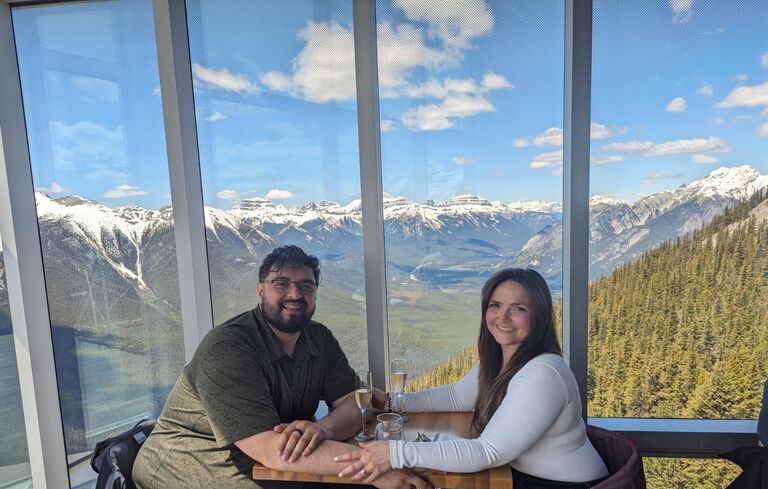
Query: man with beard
133 245 428 489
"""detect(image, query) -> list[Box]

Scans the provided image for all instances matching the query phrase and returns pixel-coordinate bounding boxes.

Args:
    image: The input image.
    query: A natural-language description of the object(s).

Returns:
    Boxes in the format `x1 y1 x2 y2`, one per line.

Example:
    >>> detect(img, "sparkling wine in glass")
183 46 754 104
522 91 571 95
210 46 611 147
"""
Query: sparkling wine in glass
354 378 375 441
390 358 409 422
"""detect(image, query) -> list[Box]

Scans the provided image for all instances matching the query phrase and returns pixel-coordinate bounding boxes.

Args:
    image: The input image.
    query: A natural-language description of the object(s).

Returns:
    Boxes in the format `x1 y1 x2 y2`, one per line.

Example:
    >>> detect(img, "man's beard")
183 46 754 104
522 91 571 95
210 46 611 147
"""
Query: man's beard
261 298 314 334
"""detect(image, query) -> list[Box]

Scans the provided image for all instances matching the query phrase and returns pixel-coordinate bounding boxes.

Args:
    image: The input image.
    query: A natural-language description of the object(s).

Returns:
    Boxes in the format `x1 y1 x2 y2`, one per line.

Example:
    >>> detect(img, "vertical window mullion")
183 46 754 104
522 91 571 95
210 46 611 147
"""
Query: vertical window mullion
563 0 593 419
352 0 389 388
0 3 69 487
152 0 213 361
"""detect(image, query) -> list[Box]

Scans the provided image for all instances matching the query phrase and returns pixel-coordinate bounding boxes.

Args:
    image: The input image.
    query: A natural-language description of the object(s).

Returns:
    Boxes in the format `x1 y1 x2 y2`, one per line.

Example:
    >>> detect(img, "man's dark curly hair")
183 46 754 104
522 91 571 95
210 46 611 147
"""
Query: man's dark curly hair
258 245 321 285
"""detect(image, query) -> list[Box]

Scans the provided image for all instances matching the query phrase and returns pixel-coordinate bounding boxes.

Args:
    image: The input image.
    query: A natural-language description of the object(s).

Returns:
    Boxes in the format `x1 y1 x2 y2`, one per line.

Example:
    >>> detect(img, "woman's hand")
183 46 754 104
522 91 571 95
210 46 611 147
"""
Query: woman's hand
273 420 330 462
334 440 393 483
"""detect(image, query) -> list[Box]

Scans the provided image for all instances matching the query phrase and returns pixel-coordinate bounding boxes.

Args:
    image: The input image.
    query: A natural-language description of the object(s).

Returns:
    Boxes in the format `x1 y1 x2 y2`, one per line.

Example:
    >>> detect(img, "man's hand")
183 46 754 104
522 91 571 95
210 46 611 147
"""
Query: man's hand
334 440 392 483
273 420 330 462
371 468 432 489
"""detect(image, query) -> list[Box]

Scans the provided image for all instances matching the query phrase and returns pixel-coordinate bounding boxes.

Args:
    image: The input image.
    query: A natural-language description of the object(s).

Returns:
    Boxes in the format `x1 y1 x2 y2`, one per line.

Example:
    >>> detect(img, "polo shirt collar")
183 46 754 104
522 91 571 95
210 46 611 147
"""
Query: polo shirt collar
253 306 320 362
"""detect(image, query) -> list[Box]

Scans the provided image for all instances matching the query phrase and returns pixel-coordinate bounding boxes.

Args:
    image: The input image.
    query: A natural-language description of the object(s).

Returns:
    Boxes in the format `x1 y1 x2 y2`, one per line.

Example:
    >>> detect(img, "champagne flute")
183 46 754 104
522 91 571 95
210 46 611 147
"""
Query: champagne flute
354 374 375 441
390 358 409 422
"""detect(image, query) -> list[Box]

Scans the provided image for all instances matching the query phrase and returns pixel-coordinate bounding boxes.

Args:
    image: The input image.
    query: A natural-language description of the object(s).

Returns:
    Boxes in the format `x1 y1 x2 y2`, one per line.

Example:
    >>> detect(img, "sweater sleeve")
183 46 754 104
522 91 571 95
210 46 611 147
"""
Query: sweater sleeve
390 362 568 472
392 363 479 413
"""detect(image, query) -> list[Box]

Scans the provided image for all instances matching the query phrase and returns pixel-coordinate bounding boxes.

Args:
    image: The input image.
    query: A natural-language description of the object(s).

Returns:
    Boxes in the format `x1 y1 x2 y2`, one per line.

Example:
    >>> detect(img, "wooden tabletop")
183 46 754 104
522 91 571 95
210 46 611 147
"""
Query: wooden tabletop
252 411 513 488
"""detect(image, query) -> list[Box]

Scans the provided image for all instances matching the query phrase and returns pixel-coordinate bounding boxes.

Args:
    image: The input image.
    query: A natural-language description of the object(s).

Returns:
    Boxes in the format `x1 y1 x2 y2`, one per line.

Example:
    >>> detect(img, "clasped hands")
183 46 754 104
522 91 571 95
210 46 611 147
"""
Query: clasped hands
273 420 429 489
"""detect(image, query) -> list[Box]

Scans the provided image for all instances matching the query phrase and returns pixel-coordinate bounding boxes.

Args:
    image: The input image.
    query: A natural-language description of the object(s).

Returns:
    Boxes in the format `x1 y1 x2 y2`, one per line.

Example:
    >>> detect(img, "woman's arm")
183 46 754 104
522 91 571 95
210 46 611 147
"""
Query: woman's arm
393 363 479 413
392 362 568 472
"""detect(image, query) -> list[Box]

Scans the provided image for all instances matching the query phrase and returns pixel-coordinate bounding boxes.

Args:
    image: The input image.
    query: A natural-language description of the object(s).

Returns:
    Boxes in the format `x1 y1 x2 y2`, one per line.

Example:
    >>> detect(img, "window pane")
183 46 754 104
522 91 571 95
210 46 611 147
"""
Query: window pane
12 0 185 484
185 0 368 375
589 0 768 424
377 0 565 386
0 242 31 488
645 457 739 489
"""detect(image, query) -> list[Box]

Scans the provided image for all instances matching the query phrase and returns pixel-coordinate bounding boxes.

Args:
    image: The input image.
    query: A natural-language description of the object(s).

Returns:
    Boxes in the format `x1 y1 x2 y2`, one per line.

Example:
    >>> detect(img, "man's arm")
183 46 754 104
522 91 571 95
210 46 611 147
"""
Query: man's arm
318 390 367 441
235 432 430 489
272 390 372 461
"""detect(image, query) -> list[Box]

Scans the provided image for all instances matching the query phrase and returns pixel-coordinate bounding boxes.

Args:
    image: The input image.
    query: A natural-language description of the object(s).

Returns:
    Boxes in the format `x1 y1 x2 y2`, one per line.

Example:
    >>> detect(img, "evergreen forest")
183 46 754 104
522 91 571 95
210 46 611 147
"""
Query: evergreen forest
408 189 768 489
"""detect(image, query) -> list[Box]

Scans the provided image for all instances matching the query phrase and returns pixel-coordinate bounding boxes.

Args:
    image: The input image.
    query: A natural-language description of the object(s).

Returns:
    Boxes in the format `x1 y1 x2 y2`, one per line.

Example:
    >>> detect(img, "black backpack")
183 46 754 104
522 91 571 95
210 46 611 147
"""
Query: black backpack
90 419 156 489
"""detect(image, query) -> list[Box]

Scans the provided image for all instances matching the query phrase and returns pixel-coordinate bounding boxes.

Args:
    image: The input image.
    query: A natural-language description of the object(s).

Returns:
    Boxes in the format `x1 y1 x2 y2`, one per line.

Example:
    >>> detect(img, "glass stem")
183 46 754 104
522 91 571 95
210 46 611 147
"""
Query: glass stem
361 408 366 434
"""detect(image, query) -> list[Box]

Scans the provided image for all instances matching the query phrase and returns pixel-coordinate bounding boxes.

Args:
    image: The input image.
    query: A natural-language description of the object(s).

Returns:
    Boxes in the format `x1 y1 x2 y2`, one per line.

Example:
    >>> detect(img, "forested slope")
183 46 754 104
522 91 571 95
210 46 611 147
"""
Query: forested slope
409 189 768 488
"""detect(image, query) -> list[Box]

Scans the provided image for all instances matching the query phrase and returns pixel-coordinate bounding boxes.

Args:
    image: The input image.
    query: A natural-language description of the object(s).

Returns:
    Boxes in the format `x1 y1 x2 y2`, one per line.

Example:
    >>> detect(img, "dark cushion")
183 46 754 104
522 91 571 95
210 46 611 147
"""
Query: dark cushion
587 425 646 489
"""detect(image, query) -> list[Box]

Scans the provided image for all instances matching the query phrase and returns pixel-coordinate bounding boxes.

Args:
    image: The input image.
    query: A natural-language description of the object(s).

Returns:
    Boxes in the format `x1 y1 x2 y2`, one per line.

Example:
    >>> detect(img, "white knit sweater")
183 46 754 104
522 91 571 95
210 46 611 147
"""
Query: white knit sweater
390 354 609 483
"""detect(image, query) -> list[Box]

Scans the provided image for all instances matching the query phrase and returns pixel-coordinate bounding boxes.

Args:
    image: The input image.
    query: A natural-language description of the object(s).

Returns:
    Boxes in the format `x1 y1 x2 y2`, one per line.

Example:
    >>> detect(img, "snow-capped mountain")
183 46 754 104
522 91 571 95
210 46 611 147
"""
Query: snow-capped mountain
1 165 765 336
513 165 768 281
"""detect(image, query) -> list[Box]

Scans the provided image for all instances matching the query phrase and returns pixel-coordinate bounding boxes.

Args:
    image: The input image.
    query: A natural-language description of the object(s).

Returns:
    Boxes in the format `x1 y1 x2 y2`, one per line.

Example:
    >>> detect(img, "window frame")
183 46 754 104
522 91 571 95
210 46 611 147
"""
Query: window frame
0 0 759 486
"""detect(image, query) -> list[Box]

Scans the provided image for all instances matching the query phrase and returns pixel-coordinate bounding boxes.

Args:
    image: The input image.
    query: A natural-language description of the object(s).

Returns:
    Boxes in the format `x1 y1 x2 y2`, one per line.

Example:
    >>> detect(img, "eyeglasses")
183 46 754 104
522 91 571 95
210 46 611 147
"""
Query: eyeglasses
262 278 318 294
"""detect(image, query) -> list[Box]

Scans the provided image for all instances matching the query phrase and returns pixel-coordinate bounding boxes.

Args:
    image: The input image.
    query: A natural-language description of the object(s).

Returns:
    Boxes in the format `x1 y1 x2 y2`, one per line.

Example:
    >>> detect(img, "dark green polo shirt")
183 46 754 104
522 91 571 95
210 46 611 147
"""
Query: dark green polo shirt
133 307 359 489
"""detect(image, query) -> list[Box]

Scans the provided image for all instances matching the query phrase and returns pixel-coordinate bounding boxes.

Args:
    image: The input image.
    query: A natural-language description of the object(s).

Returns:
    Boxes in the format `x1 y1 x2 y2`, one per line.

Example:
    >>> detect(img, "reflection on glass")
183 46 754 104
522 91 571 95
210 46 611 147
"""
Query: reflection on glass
12 0 184 483
589 1 768 425
377 0 565 386
0 238 32 488
185 0 369 376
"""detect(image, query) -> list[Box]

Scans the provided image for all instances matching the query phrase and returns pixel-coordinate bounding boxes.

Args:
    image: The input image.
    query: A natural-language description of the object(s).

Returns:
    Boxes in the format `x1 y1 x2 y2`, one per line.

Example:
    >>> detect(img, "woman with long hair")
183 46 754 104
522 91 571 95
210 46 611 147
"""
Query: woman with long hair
335 268 609 488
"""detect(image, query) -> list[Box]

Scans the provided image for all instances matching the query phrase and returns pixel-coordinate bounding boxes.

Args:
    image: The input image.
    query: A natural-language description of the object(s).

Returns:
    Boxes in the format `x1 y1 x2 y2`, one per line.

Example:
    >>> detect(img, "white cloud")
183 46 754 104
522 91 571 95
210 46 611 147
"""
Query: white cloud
756 122 768 137
697 84 714 97
712 116 725 125
452 156 473 165
691 154 718 163
670 0 693 22
762 52 768 68
103 184 147 199
481 72 513 91
530 151 624 173
716 81 768 108
532 127 563 147
590 122 627 139
528 122 626 147
35 182 66 194
265 189 294 200
261 20 453 103
380 119 399 131
152 86 161 96
216 189 239 201
402 91 496 131
643 173 684 185
733 73 748 83
762 108 768 117
394 0 494 49
377 21 456 95
665 97 687 112
529 150 563 169
600 137 731 156
511 138 529 148
591 155 624 166
403 77 478 98
50 121 125 170
260 71 294 93
206 112 226 122
399 72 511 130
192 64 259 95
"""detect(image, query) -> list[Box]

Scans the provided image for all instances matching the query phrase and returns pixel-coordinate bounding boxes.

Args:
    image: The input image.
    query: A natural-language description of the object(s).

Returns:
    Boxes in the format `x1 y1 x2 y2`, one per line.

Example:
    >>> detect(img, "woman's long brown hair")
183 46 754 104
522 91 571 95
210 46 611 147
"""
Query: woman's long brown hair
471 268 562 435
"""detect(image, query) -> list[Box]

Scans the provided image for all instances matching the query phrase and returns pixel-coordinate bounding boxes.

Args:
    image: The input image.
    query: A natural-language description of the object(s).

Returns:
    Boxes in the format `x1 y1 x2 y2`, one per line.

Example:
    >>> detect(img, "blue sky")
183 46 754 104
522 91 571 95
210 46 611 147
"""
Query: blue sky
14 0 768 209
